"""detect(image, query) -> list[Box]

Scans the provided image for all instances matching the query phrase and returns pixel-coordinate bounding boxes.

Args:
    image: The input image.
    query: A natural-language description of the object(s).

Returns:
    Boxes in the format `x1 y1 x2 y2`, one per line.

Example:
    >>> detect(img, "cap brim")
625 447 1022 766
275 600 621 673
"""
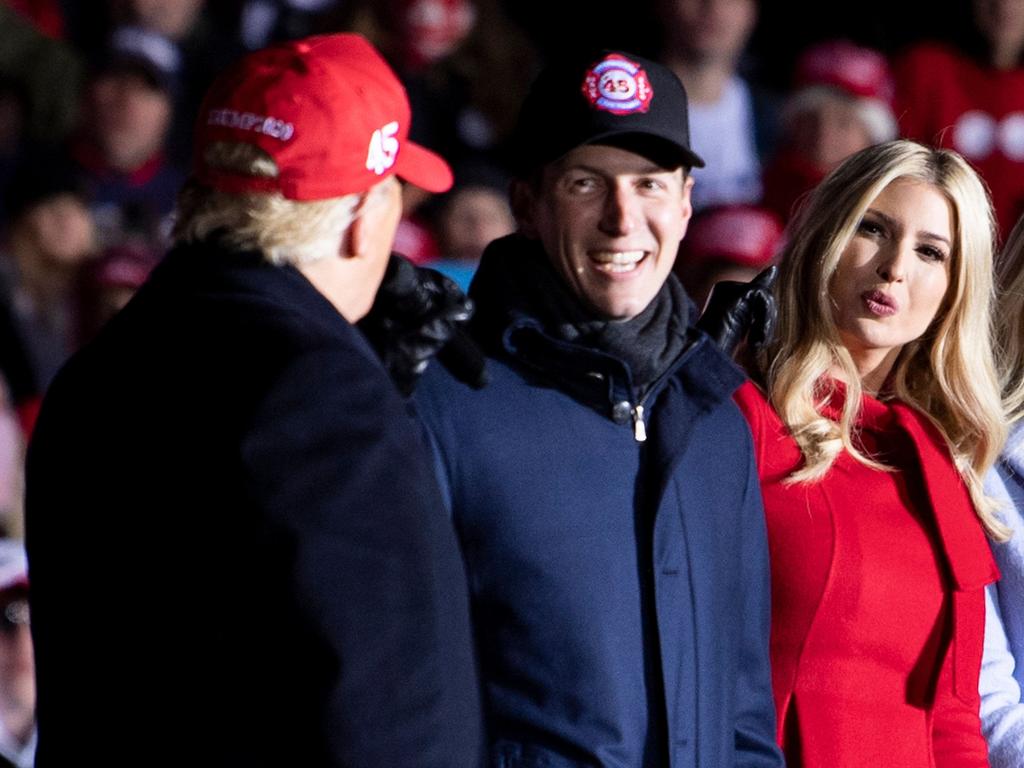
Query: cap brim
104 56 175 94
585 129 705 169
516 127 706 175
394 141 453 193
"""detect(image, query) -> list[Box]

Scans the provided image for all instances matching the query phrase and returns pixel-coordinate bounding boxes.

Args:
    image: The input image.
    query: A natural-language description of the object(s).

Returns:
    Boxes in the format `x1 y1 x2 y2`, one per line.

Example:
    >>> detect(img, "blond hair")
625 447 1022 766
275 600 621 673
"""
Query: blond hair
172 142 363 265
761 139 1007 539
996 215 1024 424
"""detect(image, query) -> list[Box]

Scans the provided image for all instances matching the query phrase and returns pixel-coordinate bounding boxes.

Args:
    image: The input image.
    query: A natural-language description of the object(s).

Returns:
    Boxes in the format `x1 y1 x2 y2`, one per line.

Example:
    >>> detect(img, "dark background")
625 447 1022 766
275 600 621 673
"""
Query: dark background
502 1 969 89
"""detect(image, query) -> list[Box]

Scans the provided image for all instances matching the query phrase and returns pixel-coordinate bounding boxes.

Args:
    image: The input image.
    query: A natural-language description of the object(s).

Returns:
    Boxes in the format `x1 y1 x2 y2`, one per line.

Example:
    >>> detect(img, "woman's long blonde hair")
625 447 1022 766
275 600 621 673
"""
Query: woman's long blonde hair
760 139 1008 539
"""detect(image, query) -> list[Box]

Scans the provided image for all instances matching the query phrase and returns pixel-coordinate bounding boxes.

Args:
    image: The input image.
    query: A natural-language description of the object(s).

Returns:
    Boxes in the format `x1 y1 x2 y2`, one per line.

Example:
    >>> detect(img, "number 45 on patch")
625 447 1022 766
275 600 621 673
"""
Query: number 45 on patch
366 121 399 175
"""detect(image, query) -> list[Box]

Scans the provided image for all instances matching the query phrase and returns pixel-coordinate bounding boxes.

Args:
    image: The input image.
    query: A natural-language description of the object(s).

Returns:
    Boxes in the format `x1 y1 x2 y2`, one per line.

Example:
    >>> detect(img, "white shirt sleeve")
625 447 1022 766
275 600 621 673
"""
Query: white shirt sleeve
981 582 1024 766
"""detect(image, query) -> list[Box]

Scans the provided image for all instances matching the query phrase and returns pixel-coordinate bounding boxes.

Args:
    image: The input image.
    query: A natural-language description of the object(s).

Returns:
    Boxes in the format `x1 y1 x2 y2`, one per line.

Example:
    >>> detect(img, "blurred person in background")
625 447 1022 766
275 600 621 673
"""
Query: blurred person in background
73 239 158 346
232 0 345 52
979 210 1024 767
761 38 897 223
2 0 65 39
67 25 186 249
657 0 778 211
96 0 245 167
0 539 33 768
343 0 538 173
0 2 83 148
0 77 30 230
429 161 515 289
0 157 97 419
894 0 1024 240
0 301 37 443
0 385 23 538
343 0 540 259
106 0 205 38
673 202 782 309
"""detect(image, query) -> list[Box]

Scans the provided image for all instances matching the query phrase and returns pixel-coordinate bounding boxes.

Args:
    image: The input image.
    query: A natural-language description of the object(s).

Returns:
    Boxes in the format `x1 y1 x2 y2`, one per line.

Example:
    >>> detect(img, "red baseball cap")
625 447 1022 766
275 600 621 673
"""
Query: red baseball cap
682 205 784 270
794 39 894 104
193 33 453 200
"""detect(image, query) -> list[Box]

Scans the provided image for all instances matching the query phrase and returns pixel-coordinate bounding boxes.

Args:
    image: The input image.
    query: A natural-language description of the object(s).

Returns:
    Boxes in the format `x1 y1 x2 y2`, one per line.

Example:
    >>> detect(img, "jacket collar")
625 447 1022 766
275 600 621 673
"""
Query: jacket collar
71 135 168 187
890 403 999 591
150 238 353 341
816 378 899 433
468 234 745 422
817 378 997 590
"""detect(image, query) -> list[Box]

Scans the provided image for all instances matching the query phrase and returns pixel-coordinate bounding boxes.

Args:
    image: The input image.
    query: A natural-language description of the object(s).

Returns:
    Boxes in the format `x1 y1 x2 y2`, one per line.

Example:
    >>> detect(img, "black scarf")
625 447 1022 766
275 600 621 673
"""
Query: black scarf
469 234 696 395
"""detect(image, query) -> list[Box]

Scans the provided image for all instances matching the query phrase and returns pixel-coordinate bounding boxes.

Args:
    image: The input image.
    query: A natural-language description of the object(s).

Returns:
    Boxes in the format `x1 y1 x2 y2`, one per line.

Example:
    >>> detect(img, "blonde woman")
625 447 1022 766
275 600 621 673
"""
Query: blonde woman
979 213 1024 766
734 139 1005 767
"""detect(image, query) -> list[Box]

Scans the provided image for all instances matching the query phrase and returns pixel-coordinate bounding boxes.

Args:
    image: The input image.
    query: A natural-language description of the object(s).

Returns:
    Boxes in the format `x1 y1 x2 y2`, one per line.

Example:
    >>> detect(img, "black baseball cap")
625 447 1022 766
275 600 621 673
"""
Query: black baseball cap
510 48 705 175
97 26 182 97
5 151 89 222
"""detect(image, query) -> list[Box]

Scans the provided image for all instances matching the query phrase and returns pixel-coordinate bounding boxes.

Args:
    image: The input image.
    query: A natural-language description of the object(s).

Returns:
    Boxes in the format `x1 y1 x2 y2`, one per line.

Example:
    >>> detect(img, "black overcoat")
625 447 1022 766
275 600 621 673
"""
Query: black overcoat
25 239 482 767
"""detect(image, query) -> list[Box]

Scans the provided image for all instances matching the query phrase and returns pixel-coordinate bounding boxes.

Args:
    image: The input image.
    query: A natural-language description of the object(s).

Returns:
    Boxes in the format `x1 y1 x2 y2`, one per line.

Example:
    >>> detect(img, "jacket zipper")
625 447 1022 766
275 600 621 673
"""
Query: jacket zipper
629 349 690 443
632 404 647 442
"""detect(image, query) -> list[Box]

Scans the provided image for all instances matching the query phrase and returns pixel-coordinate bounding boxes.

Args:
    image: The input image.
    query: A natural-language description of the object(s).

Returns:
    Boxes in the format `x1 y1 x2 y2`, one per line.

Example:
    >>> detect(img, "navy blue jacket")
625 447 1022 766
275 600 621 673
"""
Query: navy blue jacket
414 239 782 767
25 240 482 767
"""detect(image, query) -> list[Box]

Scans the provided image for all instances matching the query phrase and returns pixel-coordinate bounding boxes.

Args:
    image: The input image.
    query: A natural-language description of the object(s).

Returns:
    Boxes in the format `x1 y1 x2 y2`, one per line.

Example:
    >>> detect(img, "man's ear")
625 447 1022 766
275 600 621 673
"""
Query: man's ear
678 174 695 239
510 178 538 239
341 191 373 260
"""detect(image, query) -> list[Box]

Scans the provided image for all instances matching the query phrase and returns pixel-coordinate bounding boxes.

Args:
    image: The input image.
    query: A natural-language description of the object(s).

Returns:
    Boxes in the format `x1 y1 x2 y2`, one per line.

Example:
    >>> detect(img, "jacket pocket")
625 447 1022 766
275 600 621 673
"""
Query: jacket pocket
492 739 598 768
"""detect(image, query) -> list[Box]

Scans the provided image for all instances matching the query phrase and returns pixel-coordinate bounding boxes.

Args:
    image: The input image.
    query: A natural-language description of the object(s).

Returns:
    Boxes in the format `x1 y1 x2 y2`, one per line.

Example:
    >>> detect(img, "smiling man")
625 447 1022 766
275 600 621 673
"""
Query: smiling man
413 49 783 768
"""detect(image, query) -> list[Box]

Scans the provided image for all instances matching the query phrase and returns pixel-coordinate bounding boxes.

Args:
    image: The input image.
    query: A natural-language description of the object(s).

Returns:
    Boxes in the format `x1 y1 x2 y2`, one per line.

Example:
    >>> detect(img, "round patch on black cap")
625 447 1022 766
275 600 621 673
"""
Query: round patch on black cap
582 54 653 116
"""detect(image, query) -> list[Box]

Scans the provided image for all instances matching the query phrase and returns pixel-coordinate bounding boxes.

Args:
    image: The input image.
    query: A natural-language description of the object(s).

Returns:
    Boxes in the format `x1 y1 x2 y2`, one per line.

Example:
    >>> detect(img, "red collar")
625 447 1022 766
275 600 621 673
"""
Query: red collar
816 376 997 590
890 404 999 591
71 137 167 187
816 378 897 432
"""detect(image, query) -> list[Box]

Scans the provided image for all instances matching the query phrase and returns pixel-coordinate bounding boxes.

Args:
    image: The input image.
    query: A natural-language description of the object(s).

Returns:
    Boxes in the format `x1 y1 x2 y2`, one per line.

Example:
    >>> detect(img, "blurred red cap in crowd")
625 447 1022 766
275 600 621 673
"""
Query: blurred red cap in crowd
794 39 894 104
6 0 65 39
788 39 898 145
681 205 784 270
393 0 477 69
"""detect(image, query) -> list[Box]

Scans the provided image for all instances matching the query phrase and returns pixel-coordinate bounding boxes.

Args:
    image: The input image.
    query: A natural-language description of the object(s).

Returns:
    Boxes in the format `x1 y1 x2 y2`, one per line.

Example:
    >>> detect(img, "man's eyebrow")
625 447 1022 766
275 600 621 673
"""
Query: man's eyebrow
556 162 678 177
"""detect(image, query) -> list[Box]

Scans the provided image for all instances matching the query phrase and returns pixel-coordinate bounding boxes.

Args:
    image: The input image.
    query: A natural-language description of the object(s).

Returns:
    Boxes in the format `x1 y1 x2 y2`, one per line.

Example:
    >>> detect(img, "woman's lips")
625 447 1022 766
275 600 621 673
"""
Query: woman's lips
862 289 898 317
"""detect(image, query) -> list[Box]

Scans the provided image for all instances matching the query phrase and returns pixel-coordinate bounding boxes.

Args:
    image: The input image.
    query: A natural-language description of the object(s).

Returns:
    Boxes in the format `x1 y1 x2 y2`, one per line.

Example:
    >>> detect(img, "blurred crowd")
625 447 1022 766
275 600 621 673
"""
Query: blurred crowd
0 1 1023 761
0 3 1020 486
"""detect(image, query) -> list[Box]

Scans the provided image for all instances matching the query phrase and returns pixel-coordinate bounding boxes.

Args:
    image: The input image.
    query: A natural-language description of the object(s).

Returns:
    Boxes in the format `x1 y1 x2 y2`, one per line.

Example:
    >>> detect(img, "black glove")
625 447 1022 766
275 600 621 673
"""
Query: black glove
696 265 778 356
359 253 488 397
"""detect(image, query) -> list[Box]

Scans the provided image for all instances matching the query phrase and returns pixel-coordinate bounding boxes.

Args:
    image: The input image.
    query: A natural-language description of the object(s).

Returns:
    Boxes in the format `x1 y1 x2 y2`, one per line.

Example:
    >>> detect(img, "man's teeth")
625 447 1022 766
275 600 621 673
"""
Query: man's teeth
590 251 645 272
